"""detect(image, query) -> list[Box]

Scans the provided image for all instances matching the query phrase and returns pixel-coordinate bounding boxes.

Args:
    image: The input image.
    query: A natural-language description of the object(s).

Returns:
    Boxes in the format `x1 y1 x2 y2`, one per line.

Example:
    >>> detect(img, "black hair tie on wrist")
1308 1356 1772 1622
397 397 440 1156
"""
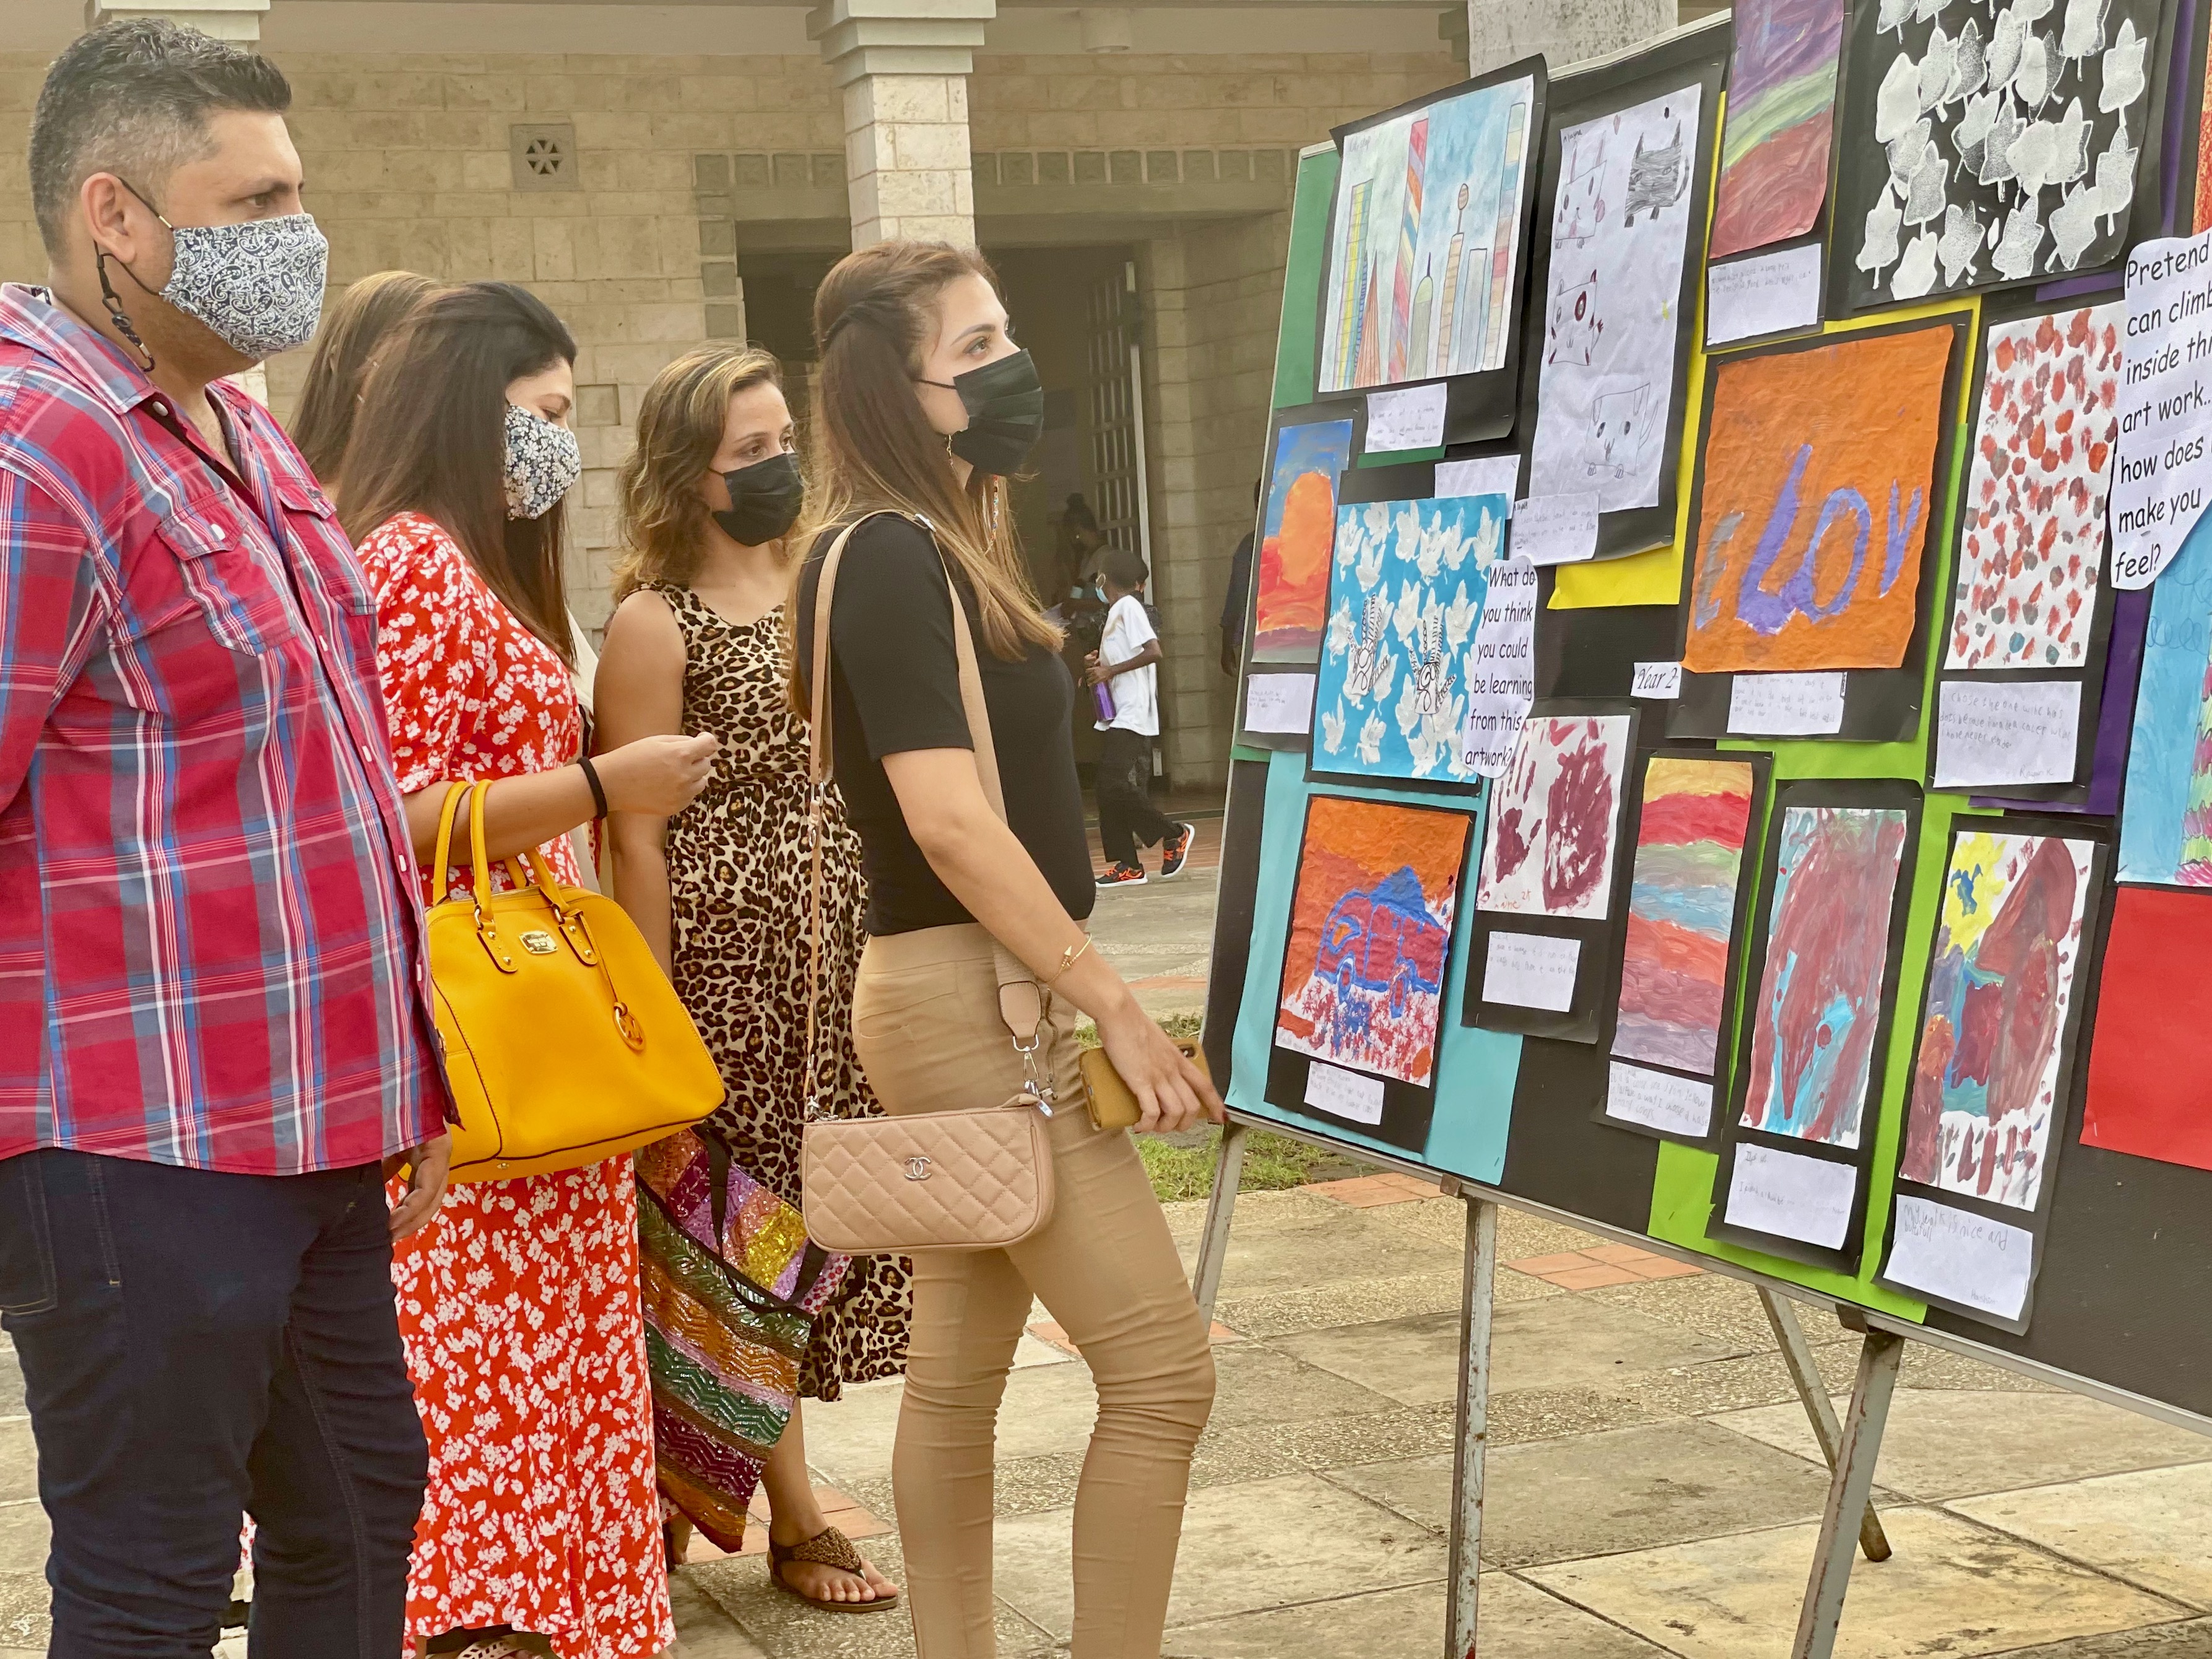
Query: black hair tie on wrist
578 754 609 820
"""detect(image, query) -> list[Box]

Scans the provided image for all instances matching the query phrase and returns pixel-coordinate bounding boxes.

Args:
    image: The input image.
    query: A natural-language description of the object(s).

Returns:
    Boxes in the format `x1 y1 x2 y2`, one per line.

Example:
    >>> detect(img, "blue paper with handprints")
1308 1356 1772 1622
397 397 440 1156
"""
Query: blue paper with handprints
1312 494 1506 784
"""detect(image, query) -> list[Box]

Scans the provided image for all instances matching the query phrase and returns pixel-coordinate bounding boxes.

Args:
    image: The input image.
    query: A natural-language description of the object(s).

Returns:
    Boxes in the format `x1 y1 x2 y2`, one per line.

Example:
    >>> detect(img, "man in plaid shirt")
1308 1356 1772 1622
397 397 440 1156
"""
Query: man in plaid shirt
0 22 452 1655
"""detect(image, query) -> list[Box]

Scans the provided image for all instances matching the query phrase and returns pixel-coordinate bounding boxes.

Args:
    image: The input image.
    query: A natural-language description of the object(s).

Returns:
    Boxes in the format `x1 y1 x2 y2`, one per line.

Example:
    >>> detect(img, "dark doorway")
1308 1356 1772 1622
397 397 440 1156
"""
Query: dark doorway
735 240 1153 777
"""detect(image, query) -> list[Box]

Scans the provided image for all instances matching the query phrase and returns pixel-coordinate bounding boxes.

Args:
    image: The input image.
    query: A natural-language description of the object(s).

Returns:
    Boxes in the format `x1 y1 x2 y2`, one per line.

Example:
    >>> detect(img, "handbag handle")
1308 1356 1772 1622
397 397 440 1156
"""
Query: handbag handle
802 514 1049 1121
428 776 640 1043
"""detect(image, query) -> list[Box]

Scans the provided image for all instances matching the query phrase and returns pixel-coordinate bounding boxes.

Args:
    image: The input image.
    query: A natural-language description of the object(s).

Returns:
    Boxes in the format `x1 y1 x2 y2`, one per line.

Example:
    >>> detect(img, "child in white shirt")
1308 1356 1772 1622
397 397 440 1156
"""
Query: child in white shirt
1085 549 1197 887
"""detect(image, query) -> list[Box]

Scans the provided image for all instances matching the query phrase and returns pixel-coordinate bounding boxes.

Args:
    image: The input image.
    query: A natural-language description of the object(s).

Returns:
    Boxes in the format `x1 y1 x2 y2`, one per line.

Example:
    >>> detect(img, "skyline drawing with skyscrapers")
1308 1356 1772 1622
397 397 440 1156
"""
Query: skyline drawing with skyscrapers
1320 74 1536 395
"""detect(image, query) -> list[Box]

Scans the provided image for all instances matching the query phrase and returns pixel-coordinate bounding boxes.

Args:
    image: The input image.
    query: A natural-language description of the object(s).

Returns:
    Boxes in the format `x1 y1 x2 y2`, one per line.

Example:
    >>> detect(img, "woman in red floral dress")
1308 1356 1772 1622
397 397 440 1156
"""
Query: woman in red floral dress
339 282 718 1659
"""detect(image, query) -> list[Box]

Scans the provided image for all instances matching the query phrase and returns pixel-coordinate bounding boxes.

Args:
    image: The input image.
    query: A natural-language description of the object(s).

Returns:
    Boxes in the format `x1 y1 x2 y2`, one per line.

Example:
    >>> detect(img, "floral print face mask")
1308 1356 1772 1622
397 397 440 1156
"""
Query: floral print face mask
503 401 582 521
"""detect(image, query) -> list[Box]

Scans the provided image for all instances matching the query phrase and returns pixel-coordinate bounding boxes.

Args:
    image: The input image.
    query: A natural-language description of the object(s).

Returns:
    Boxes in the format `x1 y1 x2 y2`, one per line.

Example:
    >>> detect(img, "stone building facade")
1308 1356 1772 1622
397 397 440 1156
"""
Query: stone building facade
1 0 1673 782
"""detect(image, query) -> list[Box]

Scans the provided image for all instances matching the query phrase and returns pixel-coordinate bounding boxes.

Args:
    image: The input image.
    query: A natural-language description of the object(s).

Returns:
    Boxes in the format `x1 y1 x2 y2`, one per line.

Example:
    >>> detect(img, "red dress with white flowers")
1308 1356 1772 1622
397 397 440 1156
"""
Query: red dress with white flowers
358 512 672 1659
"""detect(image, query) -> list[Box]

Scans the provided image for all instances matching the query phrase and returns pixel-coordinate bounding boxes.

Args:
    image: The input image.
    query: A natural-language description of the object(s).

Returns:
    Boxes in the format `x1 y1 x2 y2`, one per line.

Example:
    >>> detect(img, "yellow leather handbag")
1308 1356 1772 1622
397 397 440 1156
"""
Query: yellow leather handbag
426 780 724 1182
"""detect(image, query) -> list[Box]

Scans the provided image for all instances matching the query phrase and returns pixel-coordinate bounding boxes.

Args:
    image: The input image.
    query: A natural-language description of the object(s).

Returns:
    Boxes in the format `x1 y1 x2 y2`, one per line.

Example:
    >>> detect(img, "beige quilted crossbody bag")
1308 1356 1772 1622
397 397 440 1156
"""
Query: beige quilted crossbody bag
797 514 1058 1254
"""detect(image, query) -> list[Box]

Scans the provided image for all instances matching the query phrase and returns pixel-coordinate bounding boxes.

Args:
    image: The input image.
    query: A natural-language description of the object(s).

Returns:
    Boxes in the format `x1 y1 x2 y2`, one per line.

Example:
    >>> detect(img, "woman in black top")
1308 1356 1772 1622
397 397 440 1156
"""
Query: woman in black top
793 241 1221 1657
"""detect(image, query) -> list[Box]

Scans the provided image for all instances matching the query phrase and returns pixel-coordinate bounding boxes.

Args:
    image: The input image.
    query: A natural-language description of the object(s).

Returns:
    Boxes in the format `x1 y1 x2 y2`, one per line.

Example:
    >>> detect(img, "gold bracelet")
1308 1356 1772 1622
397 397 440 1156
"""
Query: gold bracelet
1043 934 1094 986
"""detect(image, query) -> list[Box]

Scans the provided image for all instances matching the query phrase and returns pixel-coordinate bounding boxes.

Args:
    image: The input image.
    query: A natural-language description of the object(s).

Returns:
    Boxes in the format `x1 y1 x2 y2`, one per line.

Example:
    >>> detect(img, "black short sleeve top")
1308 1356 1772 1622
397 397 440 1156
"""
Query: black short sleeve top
795 513 1096 936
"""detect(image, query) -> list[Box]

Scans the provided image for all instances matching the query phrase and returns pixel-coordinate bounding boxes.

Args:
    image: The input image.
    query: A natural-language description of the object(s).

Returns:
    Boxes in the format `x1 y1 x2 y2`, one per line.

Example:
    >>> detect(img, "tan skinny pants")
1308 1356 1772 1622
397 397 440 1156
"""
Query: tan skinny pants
851 923 1217 1658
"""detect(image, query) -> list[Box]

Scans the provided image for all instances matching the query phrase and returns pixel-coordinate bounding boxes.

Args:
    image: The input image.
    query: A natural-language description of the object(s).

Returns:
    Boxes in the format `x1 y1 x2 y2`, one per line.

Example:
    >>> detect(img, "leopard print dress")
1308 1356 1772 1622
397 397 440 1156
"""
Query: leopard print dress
648 583 911 1398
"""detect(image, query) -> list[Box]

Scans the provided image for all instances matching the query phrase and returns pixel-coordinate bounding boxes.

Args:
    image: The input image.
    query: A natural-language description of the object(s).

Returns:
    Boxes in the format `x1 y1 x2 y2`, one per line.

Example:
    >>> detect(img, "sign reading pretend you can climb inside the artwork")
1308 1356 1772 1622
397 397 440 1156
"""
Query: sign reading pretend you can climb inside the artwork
2112 229 2212 590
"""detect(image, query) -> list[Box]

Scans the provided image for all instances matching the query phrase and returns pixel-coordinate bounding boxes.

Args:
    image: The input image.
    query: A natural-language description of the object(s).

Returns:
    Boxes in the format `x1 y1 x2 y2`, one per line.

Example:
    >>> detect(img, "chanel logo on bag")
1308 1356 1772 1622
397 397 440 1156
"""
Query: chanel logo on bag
904 1156 933 1181
519 930 558 955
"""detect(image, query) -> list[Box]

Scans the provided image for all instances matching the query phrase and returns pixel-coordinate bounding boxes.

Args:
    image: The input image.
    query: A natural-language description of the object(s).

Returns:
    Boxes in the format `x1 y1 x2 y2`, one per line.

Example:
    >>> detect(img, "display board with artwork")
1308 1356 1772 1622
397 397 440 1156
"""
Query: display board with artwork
1211 7 2212 1433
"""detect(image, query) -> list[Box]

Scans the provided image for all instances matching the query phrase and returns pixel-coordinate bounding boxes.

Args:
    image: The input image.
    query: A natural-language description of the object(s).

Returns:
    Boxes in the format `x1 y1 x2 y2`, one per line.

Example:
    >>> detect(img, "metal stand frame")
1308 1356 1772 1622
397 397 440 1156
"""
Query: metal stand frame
1186 1121 1904 1658
1791 1330 1906 1659
1760 1289 1891 1564
1444 1196 1496 1659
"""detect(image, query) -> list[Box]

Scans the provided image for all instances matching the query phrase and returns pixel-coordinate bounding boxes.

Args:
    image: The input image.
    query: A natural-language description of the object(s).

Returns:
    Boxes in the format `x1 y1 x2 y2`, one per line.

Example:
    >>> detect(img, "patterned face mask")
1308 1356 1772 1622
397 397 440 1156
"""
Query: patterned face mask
503 401 582 521
108 180 328 362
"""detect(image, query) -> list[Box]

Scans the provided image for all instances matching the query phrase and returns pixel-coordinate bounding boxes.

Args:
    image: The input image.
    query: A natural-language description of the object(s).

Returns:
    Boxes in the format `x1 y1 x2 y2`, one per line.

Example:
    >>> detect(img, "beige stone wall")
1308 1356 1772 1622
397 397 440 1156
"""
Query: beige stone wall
260 50 839 629
1 59 43 286
1143 212 1291 783
0 40 1458 775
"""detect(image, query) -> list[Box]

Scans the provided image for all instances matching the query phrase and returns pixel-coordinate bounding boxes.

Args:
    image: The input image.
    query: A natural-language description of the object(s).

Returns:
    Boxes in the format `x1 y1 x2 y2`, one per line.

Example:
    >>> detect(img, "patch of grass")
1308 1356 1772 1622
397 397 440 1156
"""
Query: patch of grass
1137 1126 1352 1203
1073 1012 1371 1201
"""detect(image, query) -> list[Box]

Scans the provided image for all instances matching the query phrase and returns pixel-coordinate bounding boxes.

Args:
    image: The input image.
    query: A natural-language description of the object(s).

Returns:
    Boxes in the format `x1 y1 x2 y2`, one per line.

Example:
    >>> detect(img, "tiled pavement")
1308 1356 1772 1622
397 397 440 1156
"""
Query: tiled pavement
667 1183 2212 1659
1 1183 2210 1657
1083 792 1224 1021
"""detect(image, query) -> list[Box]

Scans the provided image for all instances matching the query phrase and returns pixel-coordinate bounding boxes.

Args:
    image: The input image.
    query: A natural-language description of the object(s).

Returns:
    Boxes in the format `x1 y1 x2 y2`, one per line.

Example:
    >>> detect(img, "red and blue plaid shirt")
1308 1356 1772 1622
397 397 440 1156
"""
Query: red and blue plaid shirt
0 284 448 1175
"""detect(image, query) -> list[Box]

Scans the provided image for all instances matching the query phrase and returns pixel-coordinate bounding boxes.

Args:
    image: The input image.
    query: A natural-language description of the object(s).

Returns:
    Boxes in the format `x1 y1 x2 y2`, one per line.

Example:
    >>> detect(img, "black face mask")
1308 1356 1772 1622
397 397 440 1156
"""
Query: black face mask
922 347 1046 477
711 450 804 546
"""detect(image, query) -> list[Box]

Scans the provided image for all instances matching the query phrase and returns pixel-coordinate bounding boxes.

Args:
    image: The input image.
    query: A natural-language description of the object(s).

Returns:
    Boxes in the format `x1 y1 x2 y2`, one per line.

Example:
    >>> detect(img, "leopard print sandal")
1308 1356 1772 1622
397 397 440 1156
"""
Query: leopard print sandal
768 1525 901 1614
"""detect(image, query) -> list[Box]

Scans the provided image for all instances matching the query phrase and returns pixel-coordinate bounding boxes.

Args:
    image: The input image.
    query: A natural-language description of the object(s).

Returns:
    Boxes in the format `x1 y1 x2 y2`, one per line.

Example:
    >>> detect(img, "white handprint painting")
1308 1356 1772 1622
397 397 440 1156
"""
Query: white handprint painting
1316 492 1508 783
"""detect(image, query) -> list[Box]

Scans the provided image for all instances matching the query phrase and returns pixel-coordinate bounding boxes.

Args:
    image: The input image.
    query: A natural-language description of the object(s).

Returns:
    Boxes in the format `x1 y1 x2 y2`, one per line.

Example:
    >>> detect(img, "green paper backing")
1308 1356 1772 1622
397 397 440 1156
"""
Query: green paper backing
1641 316 1989 1322
1273 147 1336 409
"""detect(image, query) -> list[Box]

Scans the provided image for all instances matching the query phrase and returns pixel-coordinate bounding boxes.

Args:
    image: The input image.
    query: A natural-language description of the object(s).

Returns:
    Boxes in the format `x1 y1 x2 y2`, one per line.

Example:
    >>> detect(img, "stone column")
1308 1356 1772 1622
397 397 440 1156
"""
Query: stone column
1464 0 1675 74
809 0 995 248
84 0 267 41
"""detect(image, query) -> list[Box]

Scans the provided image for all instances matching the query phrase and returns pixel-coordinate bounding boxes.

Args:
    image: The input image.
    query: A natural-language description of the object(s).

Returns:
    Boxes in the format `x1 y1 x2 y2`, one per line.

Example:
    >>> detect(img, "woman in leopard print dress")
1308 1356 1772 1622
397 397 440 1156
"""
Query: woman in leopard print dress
597 345 908 1611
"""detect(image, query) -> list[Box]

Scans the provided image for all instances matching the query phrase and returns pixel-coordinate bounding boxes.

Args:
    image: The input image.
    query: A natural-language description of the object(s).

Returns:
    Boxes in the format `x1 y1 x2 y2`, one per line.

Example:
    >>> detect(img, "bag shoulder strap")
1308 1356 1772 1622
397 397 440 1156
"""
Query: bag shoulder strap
807 513 1007 823
803 514 1044 1119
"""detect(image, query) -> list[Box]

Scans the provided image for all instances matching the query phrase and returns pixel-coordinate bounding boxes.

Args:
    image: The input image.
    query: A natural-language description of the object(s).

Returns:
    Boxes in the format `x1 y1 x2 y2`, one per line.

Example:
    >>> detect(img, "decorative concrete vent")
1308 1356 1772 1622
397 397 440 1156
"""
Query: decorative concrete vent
510 124 579 193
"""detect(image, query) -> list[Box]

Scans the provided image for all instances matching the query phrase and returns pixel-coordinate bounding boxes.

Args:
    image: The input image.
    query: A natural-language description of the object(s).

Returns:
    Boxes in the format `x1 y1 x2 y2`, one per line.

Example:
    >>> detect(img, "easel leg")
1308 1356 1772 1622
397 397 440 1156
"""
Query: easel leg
1444 1197 1498 1659
1790 1330 1905 1659
1759 1289 1892 1563
1190 1120 1249 1326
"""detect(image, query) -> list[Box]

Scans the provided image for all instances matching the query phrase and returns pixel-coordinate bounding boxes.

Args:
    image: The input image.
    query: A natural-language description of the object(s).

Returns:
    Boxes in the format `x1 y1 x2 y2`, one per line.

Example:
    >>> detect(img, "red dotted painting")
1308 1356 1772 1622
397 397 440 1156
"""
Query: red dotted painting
1945 303 2122 671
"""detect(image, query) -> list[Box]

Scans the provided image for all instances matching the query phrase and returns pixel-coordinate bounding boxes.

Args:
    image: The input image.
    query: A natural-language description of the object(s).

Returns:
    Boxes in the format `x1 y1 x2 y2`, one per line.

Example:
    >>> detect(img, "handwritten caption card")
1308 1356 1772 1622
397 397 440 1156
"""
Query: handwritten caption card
1605 1062 1714 1139
1886 1196 2035 1320
1706 244 1823 347
1725 1144 1857 1250
1728 671 1846 736
1303 1060 1386 1126
1365 383 1448 453
1932 679 2081 788
1510 494 1599 565
1243 673 1316 735
1482 931 1581 1012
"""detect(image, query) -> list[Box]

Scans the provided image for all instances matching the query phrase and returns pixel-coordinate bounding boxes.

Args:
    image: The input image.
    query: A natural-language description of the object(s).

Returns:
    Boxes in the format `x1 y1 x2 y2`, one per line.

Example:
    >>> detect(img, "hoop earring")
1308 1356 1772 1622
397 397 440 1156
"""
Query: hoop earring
95 248 155 373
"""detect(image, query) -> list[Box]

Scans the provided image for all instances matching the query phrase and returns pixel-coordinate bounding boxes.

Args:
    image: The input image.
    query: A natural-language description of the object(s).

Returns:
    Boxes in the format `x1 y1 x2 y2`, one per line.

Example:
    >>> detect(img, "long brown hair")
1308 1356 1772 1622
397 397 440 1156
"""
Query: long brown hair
288 269 438 486
799 241 1059 663
614 342 787 600
340 281 578 663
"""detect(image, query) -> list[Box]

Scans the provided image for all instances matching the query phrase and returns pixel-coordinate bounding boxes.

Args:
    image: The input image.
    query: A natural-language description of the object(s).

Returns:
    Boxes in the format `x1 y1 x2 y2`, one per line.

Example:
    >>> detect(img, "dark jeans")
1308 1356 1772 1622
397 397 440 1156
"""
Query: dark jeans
1096 726 1173 868
0 1150 426 1658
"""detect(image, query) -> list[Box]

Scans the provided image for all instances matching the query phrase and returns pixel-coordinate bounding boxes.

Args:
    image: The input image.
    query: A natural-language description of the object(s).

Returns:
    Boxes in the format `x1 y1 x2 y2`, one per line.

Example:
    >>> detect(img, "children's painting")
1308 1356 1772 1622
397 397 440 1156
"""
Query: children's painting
1252 416 1358 664
1710 0 1849 259
1475 713 1632 920
1685 325 1954 674
1275 795 1470 1089
1528 82 1703 515
1320 74 1538 393
1614 757 1758 1076
1839 0 2159 306
1314 494 1507 783
2119 516 2212 885
1899 830 2093 1211
1946 303 2122 670
1741 805 1912 1149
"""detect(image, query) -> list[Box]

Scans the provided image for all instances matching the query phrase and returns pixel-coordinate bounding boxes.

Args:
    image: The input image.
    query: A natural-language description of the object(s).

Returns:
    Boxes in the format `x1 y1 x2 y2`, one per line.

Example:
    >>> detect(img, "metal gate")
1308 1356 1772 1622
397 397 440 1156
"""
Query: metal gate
1082 259 1152 580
